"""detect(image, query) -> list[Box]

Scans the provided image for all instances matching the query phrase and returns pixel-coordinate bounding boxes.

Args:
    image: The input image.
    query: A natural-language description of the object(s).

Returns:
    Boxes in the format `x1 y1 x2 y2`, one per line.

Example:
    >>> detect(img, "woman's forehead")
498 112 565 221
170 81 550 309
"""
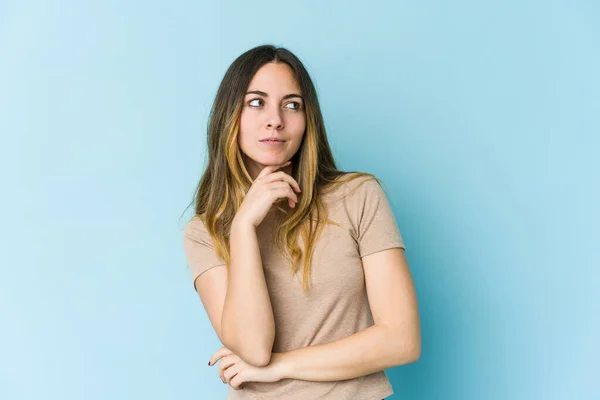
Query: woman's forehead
247 63 301 94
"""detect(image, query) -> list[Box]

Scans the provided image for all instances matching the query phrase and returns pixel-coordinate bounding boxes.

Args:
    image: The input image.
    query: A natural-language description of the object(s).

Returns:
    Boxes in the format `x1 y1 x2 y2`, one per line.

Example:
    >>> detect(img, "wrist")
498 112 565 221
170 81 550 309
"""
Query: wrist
231 216 255 232
270 352 292 380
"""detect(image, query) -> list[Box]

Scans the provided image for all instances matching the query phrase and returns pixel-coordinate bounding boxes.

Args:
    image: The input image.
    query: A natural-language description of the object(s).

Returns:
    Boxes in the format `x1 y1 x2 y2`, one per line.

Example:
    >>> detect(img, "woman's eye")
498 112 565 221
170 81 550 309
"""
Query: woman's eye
249 98 263 107
248 98 302 110
286 102 302 110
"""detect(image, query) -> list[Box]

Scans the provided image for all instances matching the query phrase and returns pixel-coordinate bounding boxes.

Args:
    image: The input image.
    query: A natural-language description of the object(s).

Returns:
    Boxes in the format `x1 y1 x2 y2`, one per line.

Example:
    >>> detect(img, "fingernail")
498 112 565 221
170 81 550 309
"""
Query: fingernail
208 361 211 366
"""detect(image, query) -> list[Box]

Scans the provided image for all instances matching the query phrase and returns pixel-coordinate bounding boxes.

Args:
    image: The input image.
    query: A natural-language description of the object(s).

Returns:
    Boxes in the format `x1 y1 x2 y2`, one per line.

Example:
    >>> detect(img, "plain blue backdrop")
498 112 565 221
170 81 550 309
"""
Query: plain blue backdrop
2 1 599 399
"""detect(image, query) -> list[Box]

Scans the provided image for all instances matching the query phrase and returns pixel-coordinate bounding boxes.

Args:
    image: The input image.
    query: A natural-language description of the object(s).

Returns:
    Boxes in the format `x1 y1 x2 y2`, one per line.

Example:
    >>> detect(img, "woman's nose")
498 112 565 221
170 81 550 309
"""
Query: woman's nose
266 108 283 129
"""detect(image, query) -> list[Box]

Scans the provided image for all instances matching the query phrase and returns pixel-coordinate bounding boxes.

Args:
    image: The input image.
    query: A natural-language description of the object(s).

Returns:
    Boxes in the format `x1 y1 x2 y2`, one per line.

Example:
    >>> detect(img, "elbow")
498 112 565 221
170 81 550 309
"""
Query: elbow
220 319 275 366
393 341 420 365
391 332 421 365
244 349 272 367
398 324 421 364
229 343 272 367
221 332 273 367
406 342 421 363
405 334 422 363
240 334 274 367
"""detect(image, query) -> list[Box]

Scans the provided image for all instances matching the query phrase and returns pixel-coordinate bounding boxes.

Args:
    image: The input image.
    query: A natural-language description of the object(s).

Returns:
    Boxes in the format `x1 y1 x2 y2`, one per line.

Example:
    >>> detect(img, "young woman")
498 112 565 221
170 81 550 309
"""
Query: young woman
182 44 421 400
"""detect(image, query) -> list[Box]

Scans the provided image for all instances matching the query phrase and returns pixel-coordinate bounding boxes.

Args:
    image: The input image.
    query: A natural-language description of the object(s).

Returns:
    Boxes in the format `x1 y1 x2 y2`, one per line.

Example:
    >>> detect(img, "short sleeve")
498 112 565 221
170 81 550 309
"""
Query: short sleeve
355 178 406 257
182 216 227 289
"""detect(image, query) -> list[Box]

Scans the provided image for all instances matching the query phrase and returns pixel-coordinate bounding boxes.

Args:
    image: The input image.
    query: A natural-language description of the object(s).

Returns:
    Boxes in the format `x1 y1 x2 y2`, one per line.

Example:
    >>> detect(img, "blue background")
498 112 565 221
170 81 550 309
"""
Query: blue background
2 1 598 399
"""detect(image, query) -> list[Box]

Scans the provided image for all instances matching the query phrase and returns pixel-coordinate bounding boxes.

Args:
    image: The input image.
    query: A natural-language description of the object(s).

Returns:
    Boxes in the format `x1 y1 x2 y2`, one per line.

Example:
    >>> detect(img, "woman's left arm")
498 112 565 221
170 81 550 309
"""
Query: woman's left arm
272 247 421 381
211 247 421 388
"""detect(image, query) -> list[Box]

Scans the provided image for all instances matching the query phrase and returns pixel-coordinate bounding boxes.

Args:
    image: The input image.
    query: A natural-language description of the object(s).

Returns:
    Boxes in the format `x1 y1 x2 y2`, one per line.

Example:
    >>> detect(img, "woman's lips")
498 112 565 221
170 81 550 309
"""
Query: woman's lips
259 139 286 146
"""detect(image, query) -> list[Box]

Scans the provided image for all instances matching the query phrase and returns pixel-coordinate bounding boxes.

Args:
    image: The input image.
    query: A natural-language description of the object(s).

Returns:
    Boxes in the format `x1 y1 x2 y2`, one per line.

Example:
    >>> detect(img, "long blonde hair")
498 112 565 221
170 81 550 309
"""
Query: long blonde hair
186 45 378 293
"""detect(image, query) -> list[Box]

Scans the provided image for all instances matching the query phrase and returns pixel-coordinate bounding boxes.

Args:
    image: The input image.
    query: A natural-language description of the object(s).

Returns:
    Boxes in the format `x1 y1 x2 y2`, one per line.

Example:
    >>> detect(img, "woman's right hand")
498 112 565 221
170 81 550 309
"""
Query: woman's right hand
234 161 302 228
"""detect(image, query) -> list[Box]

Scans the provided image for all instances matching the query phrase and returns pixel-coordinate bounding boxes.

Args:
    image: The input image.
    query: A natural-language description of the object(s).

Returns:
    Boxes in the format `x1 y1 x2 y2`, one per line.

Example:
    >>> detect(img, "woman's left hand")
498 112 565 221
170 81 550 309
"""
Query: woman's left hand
209 347 284 390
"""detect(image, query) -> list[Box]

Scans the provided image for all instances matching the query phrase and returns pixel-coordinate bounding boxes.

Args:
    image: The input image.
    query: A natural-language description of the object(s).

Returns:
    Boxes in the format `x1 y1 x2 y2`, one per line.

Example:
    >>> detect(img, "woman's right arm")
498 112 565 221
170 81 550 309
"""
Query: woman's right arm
193 220 275 367
219 217 275 367
194 161 300 367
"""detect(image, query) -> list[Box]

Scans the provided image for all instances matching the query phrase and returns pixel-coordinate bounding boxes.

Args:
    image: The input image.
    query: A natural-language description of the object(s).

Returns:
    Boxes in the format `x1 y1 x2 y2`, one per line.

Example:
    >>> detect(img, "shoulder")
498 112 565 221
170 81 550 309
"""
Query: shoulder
321 172 384 204
318 173 392 229
346 174 384 196
182 215 210 243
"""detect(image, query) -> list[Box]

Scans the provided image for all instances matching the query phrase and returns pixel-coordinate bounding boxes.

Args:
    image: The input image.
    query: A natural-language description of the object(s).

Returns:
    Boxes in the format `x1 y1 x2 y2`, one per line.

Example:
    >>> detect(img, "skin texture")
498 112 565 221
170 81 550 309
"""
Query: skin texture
239 62 306 180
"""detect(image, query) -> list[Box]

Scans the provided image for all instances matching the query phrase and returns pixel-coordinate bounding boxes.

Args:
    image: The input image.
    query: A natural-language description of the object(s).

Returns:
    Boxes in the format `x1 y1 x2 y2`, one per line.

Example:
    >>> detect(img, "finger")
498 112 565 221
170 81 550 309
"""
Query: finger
265 181 298 207
230 372 245 390
209 346 233 366
223 362 242 384
264 171 301 193
256 161 292 180
218 356 237 383
209 346 234 366
267 181 299 193
270 187 298 205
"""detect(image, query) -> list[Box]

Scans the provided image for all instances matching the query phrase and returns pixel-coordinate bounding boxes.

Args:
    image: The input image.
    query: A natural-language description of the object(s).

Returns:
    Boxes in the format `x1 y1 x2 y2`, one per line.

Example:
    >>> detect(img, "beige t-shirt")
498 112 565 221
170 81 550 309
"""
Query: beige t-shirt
182 176 406 400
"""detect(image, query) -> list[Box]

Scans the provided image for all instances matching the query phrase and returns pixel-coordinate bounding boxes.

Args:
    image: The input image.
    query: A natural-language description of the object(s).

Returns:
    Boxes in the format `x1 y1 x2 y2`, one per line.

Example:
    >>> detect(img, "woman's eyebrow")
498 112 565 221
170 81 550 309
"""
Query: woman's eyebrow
245 90 303 101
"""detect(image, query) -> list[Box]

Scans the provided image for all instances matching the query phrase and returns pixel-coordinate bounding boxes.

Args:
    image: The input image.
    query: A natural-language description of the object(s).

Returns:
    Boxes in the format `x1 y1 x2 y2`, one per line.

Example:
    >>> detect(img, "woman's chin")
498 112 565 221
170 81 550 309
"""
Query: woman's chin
254 156 290 166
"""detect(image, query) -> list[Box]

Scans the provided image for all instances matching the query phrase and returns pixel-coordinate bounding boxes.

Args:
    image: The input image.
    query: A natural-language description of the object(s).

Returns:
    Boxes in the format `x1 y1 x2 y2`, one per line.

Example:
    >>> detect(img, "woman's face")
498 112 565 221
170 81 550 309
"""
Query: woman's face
239 62 306 180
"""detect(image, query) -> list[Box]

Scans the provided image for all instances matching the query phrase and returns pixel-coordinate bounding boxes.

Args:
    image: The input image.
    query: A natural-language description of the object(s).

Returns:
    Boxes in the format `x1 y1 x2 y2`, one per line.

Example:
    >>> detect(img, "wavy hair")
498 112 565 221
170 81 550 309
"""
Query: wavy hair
186 44 377 293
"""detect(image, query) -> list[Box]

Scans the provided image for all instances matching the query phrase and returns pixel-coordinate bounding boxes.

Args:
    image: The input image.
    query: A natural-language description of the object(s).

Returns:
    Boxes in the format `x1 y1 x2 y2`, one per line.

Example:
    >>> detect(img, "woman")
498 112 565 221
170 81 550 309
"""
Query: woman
182 44 421 400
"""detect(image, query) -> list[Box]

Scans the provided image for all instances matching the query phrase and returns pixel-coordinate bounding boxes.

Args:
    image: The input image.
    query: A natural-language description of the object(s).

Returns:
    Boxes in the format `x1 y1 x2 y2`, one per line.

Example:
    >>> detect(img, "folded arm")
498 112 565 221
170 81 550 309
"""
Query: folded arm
196 220 275 367
274 248 421 381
